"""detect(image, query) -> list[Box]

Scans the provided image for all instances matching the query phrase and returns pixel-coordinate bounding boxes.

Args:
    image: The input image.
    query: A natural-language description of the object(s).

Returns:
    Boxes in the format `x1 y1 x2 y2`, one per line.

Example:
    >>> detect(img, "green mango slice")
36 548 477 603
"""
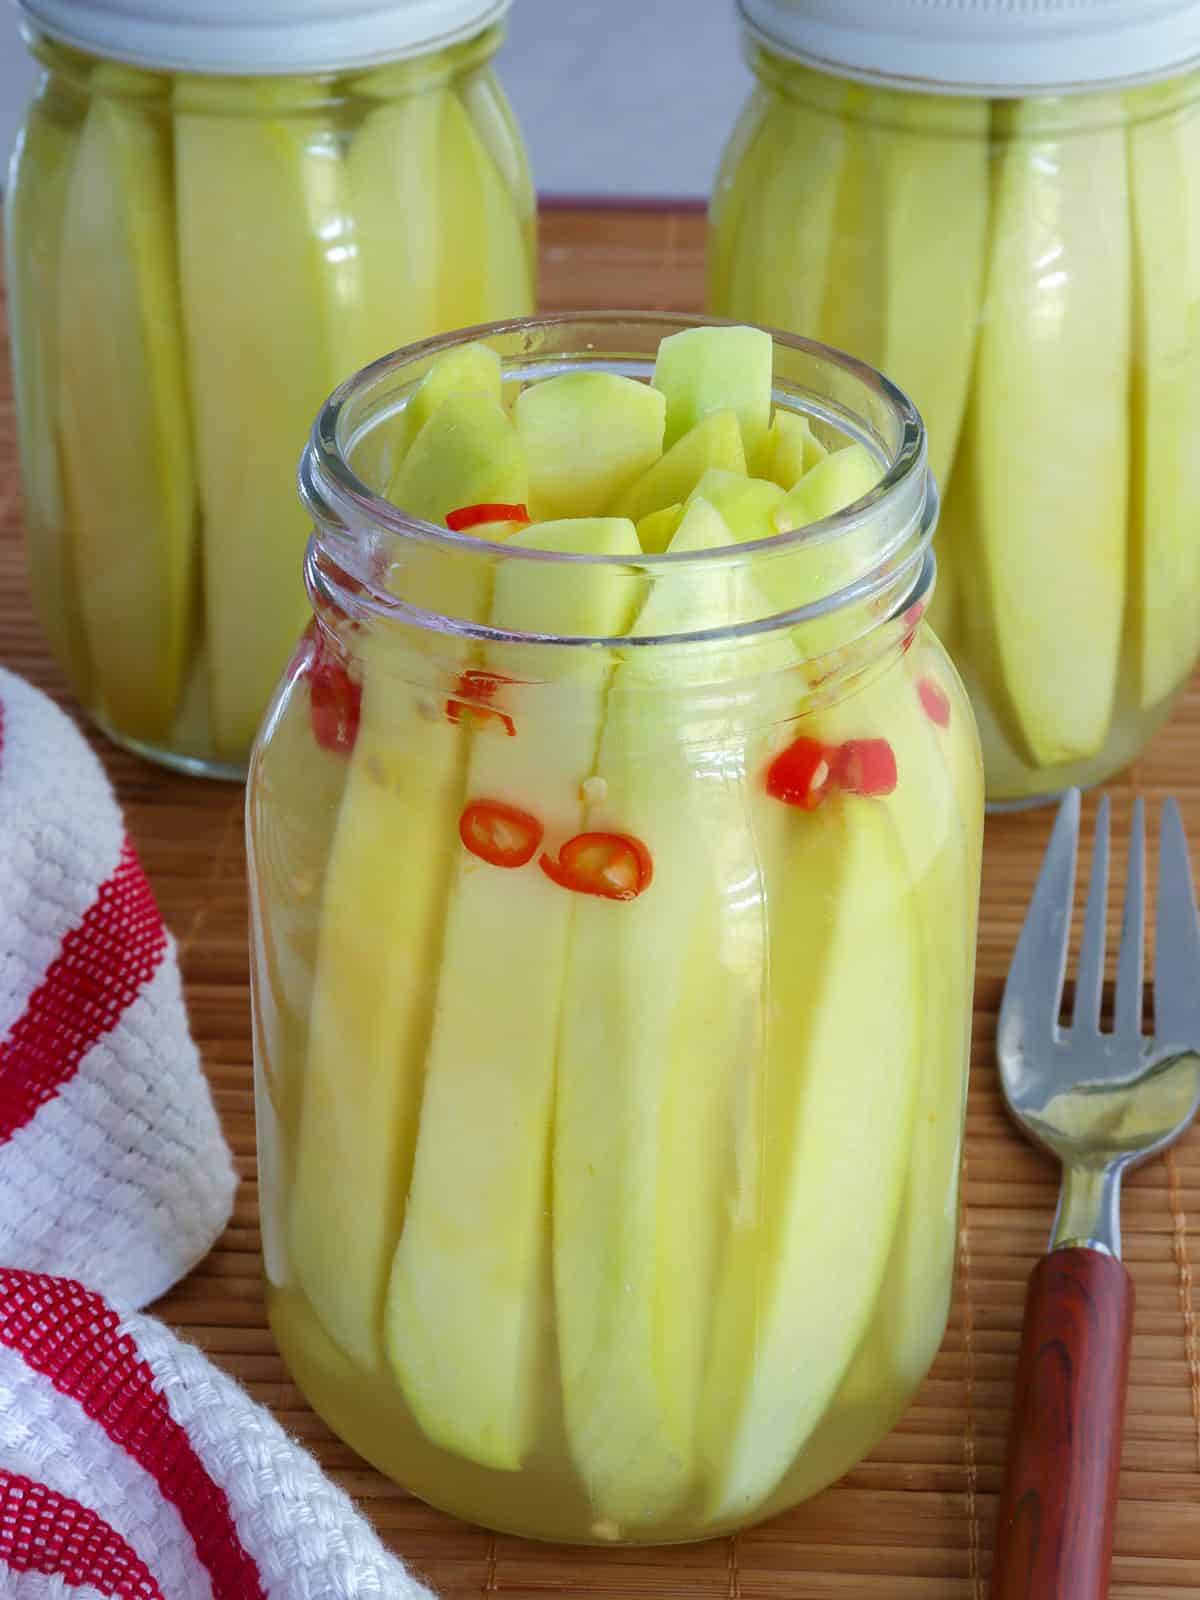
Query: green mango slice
391 390 528 526
5 76 92 690
176 78 358 761
700 788 920 1521
772 443 879 533
343 87 444 377
516 372 666 520
653 324 773 467
717 77 850 344
636 502 685 554
289 626 475 1369
344 84 532 382
760 408 827 491
1127 83 1200 709
433 88 534 335
552 497 787 1531
58 71 198 744
400 342 503 455
611 409 746 523
867 90 990 492
967 97 1131 768
384 517 640 1472
685 467 784 542
816 86 885 374
774 639 979 1505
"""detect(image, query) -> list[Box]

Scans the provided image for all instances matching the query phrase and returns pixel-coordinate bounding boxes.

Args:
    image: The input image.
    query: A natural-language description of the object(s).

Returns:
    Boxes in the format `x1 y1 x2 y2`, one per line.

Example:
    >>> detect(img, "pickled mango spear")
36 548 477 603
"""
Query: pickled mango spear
345 81 532 379
612 410 746 523
393 390 527 524
398 342 502 458
289 385 526 1368
967 98 1131 767
288 649 467 1369
57 68 198 745
700 785 920 1521
176 79 361 761
687 467 784 541
816 86 885 375
516 373 666 520
884 641 979 1370
636 502 684 553
807 643 977 1455
653 323 772 467
694 454 919 1520
861 91 990 490
717 80 850 341
554 495 791 1529
771 442 878 536
342 86 442 375
385 518 641 1472
760 408 826 491
5 78 92 688
1127 84 1200 709
720 442 882 653
429 87 532 334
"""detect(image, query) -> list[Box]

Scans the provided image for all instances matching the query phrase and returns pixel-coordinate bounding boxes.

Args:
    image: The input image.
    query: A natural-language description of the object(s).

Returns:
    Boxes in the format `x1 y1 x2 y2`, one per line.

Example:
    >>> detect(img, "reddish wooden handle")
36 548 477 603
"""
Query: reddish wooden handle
990 1247 1134 1600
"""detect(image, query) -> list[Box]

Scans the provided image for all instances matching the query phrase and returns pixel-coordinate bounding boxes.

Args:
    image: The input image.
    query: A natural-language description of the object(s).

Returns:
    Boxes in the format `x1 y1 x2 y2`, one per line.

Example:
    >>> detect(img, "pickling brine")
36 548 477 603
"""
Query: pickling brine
247 314 982 1542
710 32 1200 804
6 11 534 777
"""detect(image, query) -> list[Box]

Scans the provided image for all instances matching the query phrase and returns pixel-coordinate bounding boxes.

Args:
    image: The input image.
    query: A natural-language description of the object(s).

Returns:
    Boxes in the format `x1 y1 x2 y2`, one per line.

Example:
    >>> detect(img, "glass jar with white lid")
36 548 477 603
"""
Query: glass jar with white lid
6 0 535 777
710 0 1200 804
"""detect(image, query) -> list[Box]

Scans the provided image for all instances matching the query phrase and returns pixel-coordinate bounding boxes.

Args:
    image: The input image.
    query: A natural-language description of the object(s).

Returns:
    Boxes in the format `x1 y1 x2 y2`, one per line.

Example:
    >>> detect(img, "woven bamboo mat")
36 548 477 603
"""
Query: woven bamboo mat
3 203 1200 1596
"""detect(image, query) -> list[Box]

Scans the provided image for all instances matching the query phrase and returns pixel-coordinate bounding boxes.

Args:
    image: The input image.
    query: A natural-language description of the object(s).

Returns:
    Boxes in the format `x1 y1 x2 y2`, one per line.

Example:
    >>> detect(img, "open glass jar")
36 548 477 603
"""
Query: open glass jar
247 313 983 1543
710 1 1200 805
5 0 534 779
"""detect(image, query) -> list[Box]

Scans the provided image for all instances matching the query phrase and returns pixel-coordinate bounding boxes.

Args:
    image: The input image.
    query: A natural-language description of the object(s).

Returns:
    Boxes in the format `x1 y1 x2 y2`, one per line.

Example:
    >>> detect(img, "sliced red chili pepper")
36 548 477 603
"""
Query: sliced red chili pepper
539 832 654 901
308 627 361 754
835 738 898 797
445 502 531 533
446 669 517 737
459 799 544 868
766 736 836 811
918 675 951 728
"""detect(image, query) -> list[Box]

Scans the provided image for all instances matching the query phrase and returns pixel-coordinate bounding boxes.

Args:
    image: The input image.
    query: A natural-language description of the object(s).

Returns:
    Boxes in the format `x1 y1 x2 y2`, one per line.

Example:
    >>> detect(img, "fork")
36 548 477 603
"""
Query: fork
992 789 1200 1600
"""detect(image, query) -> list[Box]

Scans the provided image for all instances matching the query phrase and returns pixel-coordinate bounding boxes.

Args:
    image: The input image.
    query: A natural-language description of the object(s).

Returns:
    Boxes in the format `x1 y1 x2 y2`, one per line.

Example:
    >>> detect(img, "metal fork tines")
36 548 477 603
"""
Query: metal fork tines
996 790 1200 1259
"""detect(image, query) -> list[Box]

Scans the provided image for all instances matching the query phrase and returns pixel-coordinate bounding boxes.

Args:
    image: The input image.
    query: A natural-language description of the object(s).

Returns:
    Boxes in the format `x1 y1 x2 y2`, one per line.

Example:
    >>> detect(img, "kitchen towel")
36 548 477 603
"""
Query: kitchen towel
0 666 433 1599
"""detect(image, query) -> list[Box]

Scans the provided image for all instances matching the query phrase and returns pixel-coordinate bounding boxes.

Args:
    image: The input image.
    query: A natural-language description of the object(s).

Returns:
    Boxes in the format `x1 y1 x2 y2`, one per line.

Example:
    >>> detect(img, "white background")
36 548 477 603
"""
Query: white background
0 2 751 197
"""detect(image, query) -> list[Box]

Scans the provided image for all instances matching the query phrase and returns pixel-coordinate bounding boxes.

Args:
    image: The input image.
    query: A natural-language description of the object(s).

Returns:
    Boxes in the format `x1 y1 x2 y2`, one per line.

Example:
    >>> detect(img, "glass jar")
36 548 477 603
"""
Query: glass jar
5 0 534 779
710 8 1200 805
247 313 983 1541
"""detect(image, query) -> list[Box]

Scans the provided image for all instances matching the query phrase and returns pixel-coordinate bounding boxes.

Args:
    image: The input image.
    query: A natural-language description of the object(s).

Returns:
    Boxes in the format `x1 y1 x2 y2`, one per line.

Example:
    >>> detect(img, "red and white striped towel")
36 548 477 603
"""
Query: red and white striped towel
0 669 434 1599
0 668 235 1306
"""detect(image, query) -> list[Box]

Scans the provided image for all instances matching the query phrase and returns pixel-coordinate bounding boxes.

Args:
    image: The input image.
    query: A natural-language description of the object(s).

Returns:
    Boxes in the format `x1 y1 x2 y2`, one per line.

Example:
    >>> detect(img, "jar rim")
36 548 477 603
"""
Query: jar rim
300 311 935 652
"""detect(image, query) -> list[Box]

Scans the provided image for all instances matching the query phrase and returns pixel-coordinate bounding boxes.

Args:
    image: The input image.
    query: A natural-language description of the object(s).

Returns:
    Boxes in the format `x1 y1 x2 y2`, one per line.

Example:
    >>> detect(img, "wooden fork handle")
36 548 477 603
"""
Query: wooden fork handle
990 1247 1134 1600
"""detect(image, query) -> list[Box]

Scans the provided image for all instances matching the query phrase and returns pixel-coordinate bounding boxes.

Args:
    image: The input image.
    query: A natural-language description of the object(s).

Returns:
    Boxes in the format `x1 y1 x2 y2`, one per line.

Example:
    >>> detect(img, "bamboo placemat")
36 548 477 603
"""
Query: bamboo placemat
3 204 1200 1597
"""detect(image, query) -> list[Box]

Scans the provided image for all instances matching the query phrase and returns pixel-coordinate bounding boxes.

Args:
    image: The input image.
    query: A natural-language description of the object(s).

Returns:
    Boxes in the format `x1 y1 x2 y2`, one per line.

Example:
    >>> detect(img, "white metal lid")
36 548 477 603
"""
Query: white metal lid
15 0 510 75
739 0 1200 95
